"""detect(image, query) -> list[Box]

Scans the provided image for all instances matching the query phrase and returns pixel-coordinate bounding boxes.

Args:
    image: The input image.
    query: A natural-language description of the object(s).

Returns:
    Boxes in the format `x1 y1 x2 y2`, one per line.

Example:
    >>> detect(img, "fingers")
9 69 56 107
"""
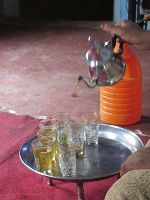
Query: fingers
116 20 131 27
100 20 134 35
120 163 127 177
100 22 115 33
100 20 145 48
100 22 124 38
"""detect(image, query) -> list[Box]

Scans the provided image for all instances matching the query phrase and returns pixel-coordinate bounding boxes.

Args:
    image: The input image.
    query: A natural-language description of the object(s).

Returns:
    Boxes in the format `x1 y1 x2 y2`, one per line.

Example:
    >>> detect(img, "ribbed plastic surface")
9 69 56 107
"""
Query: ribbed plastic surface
100 43 142 125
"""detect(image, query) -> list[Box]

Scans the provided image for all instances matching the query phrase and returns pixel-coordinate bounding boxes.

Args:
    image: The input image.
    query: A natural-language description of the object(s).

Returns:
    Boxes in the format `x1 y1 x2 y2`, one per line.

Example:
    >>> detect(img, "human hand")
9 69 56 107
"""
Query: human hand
100 20 149 49
120 147 150 177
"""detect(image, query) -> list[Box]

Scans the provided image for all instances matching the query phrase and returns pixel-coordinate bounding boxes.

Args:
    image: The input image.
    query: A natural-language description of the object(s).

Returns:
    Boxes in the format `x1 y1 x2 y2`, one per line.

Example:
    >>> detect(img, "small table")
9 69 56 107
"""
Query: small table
19 124 143 200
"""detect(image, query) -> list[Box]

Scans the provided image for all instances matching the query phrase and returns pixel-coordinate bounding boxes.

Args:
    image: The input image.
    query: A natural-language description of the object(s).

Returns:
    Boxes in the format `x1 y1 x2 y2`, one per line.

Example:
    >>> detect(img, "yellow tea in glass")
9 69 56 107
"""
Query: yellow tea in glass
37 122 58 162
32 139 52 174
38 134 57 162
38 126 56 139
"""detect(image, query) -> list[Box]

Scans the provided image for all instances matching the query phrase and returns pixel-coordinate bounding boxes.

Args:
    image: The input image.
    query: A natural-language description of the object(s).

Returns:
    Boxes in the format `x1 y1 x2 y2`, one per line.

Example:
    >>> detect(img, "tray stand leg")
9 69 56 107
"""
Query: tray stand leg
47 178 54 186
77 182 85 200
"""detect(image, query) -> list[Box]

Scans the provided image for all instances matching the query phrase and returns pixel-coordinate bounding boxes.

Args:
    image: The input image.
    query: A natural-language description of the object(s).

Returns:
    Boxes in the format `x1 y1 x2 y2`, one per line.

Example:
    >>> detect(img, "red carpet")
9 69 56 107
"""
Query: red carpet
0 112 149 200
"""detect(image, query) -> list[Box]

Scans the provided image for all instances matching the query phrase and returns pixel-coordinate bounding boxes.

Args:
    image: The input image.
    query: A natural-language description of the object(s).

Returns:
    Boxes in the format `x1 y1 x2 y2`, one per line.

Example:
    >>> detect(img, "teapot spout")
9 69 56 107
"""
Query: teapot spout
78 75 97 88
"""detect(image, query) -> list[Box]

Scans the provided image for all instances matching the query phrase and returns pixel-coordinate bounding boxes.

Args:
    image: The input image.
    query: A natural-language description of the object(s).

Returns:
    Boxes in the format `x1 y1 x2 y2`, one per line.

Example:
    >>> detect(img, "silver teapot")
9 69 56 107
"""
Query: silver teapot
78 35 126 87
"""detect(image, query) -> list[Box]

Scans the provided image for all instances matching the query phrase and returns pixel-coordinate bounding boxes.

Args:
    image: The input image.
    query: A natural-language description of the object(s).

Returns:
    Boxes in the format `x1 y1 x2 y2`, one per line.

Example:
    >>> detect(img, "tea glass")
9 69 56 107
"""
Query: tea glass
53 112 71 131
70 122 85 158
53 112 72 145
58 144 76 177
32 139 52 174
83 112 99 145
38 120 57 161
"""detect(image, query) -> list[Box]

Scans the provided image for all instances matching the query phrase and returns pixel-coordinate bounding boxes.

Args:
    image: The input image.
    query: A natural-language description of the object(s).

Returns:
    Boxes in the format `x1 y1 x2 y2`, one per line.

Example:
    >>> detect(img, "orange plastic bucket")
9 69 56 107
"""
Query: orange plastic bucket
100 99 141 109
100 95 141 104
100 104 141 114
100 109 141 125
100 43 142 125
100 90 142 98
103 86 142 93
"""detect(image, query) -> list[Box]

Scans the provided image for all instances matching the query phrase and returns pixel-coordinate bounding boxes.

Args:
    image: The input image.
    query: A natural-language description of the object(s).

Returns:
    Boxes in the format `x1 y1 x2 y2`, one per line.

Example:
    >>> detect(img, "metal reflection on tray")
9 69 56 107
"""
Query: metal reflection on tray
19 124 144 181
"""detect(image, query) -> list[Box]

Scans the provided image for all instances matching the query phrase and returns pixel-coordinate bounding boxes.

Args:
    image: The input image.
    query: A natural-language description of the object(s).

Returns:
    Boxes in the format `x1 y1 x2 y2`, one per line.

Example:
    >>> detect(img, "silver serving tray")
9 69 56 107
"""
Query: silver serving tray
19 124 143 182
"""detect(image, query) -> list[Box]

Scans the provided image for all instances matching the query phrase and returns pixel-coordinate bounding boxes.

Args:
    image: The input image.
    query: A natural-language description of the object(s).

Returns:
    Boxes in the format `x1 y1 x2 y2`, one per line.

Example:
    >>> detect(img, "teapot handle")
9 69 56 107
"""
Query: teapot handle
112 35 124 56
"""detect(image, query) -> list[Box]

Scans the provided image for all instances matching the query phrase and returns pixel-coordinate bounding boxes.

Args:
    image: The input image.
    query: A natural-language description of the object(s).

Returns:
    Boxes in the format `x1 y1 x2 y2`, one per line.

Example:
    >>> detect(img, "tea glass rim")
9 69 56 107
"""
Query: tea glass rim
31 138 52 149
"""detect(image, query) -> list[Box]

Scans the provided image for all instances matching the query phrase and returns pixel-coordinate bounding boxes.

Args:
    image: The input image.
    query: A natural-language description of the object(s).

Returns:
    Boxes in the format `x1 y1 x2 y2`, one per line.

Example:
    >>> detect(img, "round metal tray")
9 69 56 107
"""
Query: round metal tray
19 124 144 182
